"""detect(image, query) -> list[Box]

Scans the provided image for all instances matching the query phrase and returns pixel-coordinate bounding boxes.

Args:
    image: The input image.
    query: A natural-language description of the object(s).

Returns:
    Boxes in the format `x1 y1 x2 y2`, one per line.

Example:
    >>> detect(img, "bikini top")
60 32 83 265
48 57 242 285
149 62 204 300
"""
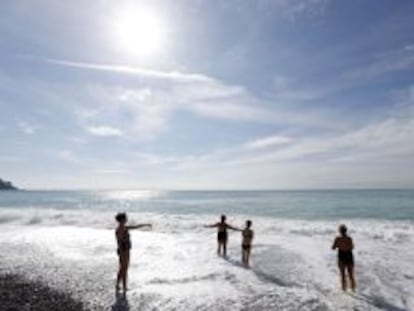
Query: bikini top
117 228 131 249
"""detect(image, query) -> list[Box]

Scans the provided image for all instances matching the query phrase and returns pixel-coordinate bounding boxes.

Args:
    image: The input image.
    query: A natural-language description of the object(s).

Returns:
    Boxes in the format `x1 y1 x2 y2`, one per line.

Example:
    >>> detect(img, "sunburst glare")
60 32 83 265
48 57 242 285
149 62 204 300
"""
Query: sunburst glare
114 7 165 57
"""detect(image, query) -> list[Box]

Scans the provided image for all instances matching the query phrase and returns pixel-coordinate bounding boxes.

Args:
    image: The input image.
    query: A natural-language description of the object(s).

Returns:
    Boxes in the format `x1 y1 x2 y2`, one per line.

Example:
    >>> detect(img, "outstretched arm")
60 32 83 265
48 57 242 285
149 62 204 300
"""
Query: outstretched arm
127 224 152 230
204 223 218 228
226 224 241 231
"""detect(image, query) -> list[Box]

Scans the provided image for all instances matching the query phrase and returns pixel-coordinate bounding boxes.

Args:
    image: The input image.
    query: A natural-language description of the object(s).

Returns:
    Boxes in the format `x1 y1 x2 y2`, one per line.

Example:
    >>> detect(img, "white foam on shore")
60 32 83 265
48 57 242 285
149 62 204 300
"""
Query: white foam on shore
0 208 413 310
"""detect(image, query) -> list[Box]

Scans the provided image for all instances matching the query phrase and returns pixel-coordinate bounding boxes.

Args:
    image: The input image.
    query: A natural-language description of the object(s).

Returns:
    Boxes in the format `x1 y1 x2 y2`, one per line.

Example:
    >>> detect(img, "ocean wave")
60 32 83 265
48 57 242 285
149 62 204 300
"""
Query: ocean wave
0 210 413 310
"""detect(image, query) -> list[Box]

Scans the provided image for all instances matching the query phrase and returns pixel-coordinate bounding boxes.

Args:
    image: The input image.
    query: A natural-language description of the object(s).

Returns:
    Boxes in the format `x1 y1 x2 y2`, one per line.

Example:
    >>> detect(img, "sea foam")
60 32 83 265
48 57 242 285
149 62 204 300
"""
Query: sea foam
0 207 413 310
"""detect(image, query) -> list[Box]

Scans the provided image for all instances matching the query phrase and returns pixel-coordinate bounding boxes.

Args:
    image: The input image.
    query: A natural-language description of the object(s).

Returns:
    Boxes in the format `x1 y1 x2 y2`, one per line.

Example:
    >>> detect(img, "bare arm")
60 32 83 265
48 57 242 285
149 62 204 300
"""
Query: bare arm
127 224 152 230
226 224 241 231
331 237 338 250
204 223 219 228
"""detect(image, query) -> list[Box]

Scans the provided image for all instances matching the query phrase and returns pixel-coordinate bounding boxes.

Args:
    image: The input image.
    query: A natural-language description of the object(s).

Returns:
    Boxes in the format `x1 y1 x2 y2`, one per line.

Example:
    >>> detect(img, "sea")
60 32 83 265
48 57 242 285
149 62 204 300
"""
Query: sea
0 189 413 310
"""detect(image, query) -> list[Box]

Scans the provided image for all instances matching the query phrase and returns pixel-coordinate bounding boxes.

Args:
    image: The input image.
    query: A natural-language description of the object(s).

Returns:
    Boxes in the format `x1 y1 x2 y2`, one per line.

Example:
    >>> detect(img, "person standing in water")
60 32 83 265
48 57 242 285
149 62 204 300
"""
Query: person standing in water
115 212 151 292
205 215 240 257
332 224 356 292
241 220 254 267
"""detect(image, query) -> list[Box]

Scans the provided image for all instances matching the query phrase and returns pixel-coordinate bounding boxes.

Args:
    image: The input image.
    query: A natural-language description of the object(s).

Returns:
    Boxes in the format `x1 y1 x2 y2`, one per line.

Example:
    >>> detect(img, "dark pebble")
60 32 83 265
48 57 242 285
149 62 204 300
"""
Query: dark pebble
0 274 86 311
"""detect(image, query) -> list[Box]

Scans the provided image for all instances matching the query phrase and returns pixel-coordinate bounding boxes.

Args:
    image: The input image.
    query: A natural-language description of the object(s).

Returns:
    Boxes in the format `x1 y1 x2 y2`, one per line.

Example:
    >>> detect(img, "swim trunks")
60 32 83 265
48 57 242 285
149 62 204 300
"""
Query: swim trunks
338 250 354 266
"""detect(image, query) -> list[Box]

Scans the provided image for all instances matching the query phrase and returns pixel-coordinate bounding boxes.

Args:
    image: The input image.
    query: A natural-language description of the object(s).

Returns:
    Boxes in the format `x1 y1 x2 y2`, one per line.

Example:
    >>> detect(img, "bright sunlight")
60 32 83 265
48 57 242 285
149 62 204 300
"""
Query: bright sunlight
114 7 165 57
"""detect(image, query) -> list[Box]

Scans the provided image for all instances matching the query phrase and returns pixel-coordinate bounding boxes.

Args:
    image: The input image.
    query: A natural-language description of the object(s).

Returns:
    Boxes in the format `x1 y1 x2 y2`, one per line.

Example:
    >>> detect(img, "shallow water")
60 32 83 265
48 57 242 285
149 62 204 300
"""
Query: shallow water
0 190 413 310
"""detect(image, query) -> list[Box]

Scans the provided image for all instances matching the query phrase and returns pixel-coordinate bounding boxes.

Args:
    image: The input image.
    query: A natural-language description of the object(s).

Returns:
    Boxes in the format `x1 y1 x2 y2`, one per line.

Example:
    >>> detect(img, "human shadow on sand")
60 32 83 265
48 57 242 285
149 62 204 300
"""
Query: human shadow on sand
111 291 130 311
350 293 407 311
224 257 292 288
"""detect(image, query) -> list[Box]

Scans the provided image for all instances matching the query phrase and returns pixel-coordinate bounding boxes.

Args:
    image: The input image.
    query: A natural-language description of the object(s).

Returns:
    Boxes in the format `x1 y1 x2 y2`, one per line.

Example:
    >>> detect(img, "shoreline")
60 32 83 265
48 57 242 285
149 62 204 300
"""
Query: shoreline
0 273 85 311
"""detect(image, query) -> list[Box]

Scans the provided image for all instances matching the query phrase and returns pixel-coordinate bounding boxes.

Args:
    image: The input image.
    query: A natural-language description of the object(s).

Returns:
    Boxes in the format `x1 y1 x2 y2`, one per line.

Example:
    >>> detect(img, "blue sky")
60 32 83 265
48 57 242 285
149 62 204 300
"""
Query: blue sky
1 0 414 189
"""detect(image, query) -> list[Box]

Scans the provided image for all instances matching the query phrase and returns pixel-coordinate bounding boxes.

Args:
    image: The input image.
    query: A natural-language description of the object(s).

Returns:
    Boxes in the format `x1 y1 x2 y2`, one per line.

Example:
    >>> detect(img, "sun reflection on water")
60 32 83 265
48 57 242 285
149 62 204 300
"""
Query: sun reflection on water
103 190 165 201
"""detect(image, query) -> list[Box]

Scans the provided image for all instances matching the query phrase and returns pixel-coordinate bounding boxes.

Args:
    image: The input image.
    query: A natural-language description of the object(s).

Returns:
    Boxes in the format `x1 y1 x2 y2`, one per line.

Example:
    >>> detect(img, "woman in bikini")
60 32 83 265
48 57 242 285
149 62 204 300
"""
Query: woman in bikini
241 220 254 267
115 212 151 292
205 214 240 257
332 224 356 292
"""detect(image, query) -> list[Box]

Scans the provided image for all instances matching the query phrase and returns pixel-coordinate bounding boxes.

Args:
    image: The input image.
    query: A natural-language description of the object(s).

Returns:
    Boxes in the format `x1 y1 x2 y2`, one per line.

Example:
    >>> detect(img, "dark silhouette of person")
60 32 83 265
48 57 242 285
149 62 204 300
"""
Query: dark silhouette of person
205 215 239 257
115 212 151 292
332 224 356 292
241 220 254 267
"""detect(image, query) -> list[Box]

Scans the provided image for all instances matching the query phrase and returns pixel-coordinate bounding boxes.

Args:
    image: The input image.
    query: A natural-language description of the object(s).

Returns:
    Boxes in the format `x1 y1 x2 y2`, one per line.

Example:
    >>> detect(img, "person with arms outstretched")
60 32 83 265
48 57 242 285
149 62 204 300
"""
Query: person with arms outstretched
205 214 239 257
241 220 254 267
332 224 356 292
115 212 151 292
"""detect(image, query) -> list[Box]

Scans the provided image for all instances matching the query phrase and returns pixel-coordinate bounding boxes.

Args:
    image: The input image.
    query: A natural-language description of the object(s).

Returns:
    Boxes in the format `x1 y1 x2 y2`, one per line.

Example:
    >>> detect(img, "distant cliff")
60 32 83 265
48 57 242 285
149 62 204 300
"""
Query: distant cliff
0 178 17 190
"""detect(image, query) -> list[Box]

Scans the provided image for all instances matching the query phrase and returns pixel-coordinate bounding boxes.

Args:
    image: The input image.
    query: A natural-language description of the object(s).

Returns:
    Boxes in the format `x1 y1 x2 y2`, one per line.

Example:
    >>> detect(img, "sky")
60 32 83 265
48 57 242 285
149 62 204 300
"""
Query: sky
1 0 414 190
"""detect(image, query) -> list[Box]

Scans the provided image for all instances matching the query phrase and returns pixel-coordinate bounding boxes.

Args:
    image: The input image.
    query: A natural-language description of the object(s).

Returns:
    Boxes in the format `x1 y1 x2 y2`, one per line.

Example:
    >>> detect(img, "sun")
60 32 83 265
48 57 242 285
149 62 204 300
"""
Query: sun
114 8 165 57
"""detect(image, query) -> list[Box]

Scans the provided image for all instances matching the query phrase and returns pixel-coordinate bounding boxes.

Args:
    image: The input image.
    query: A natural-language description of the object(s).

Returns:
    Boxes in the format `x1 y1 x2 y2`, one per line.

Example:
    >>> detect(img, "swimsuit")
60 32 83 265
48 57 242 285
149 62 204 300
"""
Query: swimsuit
242 244 251 251
217 231 228 242
117 230 131 254
338 250 354 266
242 229 253 250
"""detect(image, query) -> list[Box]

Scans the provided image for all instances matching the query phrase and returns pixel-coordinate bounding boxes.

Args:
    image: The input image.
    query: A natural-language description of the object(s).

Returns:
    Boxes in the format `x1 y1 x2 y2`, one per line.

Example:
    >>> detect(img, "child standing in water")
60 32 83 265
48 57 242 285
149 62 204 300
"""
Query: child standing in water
332 224 356 292
115 212 151 292
205 215 239 257
241 220 254 267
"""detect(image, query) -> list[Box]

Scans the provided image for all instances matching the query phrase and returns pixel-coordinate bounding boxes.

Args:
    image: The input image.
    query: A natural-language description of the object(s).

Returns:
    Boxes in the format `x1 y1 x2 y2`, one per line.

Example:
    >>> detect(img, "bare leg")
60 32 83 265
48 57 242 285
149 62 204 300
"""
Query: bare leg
116 254 122 290
120 252 130 291
116 269 121 290
339 263 347 291
346 265 356 292
223 240 227 257
245 249 251 267
241 248 246 265
218 241 224 255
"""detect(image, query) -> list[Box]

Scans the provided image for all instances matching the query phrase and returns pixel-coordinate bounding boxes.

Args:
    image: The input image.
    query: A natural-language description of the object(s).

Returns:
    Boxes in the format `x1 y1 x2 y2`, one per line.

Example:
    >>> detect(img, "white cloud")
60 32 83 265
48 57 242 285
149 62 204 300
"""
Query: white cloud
170 80 277 122
278 0 328 20
244 135 293 150
87 125 123 137
44 58 282 141
35 57 352 147
220 0 329 20
136 87 414 175
75 82 280 141
18 121 38 135
45 59 216 83
189 101 271 121
44 58 281 121
343 48 414 81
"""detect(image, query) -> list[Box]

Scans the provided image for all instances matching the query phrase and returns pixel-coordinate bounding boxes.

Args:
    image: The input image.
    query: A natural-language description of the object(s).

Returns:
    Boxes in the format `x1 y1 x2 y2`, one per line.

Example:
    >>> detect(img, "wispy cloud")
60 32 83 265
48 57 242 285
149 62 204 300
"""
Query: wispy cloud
343 48 414 80
39 58 287 141
220 0 329 20
86 125 123 137
244 135 293 150
270 45 414 104
67 80 284 142
18 121 39 135
132 86 414 173
278 0 329 20
45 59 216 83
